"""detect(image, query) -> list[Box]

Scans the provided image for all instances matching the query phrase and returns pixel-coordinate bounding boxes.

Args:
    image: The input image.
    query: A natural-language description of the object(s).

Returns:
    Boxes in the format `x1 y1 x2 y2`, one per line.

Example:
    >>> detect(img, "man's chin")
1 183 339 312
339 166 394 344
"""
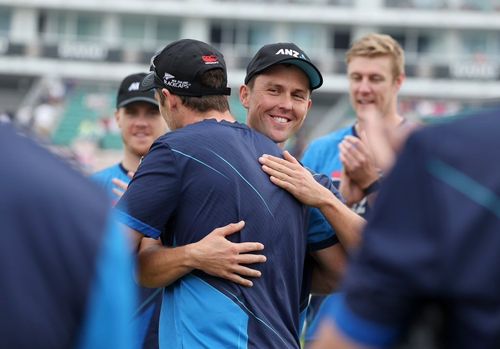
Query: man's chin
131 147 150 158
269 134 288 145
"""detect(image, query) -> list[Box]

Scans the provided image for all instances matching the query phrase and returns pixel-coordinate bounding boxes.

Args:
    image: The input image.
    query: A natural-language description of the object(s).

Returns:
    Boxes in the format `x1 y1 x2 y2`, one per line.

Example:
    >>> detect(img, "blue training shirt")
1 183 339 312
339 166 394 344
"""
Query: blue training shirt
301 125 353 184
0 124 137 349
92 163 130 205
301 124 370 217
92 163 162 349
117 119 337 349
335 110 500 348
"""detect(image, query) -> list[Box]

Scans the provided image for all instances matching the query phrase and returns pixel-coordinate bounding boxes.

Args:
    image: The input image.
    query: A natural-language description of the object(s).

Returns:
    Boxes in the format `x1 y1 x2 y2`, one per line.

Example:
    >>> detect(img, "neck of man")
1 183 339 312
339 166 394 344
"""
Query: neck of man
356 105 404 134
384 107 405 128
183 110 236 127
121 150 142 174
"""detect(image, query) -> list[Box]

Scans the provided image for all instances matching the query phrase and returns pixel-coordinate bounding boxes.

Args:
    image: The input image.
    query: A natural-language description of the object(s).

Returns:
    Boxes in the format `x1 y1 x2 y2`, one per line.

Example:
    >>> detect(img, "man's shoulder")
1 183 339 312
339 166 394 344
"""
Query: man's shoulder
162 119 278 152
161 119 249 139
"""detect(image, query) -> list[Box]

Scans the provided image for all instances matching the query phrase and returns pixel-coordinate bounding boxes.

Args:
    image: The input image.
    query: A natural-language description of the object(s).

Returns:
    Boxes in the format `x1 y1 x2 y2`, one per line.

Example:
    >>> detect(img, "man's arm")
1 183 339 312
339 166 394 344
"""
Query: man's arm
259 151 365 251
309 244 347 294
125 221 267 288
116 172 267 289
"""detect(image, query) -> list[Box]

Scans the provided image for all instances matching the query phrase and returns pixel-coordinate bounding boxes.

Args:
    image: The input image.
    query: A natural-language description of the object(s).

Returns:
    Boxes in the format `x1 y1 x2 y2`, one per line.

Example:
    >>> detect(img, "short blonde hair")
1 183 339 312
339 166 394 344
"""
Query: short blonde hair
346 33 405 80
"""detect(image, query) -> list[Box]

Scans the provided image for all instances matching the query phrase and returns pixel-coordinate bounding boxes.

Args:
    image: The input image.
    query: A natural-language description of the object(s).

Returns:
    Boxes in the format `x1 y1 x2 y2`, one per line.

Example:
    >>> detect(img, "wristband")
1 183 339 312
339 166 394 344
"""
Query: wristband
363 179 381 196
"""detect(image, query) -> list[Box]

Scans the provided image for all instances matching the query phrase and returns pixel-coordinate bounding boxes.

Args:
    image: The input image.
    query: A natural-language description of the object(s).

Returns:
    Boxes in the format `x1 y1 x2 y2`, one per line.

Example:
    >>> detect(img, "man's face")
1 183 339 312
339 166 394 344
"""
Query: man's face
115 101 167 157
347 55 404 121
241 64 312 144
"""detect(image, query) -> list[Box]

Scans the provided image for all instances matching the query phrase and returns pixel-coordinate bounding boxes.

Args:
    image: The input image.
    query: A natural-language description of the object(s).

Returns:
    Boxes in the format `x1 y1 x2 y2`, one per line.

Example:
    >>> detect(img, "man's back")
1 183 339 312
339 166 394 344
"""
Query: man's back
335 110 500 348
416 111 500 347
0 125 136 349
119 119 308 348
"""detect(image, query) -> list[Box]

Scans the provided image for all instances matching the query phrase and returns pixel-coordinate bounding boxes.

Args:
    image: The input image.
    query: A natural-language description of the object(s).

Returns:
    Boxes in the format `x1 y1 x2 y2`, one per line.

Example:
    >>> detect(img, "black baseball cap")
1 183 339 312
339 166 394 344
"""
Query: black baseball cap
116 73 158 109
140 39 231 97
245 43 323 90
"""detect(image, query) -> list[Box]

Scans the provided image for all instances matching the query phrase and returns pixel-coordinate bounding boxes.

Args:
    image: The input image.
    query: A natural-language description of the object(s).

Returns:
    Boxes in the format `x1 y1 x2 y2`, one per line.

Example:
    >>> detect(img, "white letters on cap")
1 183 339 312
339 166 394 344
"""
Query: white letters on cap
275 48 306 60
128 82 140 91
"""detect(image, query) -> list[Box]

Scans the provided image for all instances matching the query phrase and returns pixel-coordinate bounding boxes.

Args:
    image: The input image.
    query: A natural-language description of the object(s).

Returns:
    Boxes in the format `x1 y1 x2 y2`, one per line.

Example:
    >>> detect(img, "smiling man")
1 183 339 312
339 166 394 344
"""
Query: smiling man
301 33 406 214
241 43 320 146
92 72 168 204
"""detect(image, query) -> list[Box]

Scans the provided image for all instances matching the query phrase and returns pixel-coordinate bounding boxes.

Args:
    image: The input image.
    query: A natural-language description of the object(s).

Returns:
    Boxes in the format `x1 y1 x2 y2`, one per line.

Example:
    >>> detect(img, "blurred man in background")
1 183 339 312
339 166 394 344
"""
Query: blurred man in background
92 72 168 204
302 33 409 212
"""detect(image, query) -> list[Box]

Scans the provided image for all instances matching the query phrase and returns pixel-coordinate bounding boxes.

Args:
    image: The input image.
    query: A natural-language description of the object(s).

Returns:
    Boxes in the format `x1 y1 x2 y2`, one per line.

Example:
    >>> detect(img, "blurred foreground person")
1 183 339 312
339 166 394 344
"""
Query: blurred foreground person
0 124 137 349
312 109 500 349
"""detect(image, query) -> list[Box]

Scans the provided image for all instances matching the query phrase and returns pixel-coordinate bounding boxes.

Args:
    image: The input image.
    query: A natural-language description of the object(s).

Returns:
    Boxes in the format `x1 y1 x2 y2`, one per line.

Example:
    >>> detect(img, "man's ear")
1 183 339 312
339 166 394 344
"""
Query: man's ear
114 109 122 129
162 88 179 110
394 73 405 92
239 84 250 109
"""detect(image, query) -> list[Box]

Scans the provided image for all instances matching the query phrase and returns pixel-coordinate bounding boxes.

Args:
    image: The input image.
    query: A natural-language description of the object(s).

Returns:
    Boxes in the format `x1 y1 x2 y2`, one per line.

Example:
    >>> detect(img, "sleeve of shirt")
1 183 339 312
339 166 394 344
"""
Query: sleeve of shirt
76 212 139 349
115 142 180 239
306 207 339 251
333 133 441 347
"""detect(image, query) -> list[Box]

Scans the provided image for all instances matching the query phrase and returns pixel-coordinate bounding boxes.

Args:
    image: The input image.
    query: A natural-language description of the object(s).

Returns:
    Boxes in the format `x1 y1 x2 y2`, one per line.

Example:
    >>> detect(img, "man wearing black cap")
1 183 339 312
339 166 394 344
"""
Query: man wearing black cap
92 72 167 349
92 72 167 204
116 39 333 349
244 42 363 248
241 43 364 333
241 42 321 147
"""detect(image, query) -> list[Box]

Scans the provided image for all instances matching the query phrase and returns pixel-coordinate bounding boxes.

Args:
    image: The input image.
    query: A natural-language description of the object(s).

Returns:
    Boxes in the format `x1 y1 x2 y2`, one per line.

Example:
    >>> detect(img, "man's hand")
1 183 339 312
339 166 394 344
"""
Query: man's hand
112 178 128 198
111 171 134 198
339 168 365 207
190 221 267 287
259 151 333 208
339 135 379 190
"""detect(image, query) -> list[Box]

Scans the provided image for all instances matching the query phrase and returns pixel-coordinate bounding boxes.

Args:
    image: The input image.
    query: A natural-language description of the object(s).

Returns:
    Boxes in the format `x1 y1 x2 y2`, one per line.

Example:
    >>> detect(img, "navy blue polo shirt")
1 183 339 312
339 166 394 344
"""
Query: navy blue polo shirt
117 119 337 348
333 110 500 348
0 124 137 349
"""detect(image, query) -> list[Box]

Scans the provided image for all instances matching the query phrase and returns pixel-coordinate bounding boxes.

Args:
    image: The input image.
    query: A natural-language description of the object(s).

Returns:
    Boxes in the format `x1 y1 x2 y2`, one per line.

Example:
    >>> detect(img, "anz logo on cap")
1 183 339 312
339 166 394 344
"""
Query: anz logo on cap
128 82 140 91
275 48 307 60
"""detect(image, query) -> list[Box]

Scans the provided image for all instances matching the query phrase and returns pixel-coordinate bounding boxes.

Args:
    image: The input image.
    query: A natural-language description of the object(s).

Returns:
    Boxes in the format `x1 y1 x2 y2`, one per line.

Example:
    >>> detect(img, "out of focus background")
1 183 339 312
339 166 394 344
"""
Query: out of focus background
1 0 499 172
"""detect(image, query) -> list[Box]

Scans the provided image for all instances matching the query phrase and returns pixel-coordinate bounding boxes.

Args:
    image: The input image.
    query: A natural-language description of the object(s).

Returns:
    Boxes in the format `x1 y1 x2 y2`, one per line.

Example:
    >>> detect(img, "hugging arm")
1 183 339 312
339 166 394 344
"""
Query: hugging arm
259 151 365 251
130 221 267 288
